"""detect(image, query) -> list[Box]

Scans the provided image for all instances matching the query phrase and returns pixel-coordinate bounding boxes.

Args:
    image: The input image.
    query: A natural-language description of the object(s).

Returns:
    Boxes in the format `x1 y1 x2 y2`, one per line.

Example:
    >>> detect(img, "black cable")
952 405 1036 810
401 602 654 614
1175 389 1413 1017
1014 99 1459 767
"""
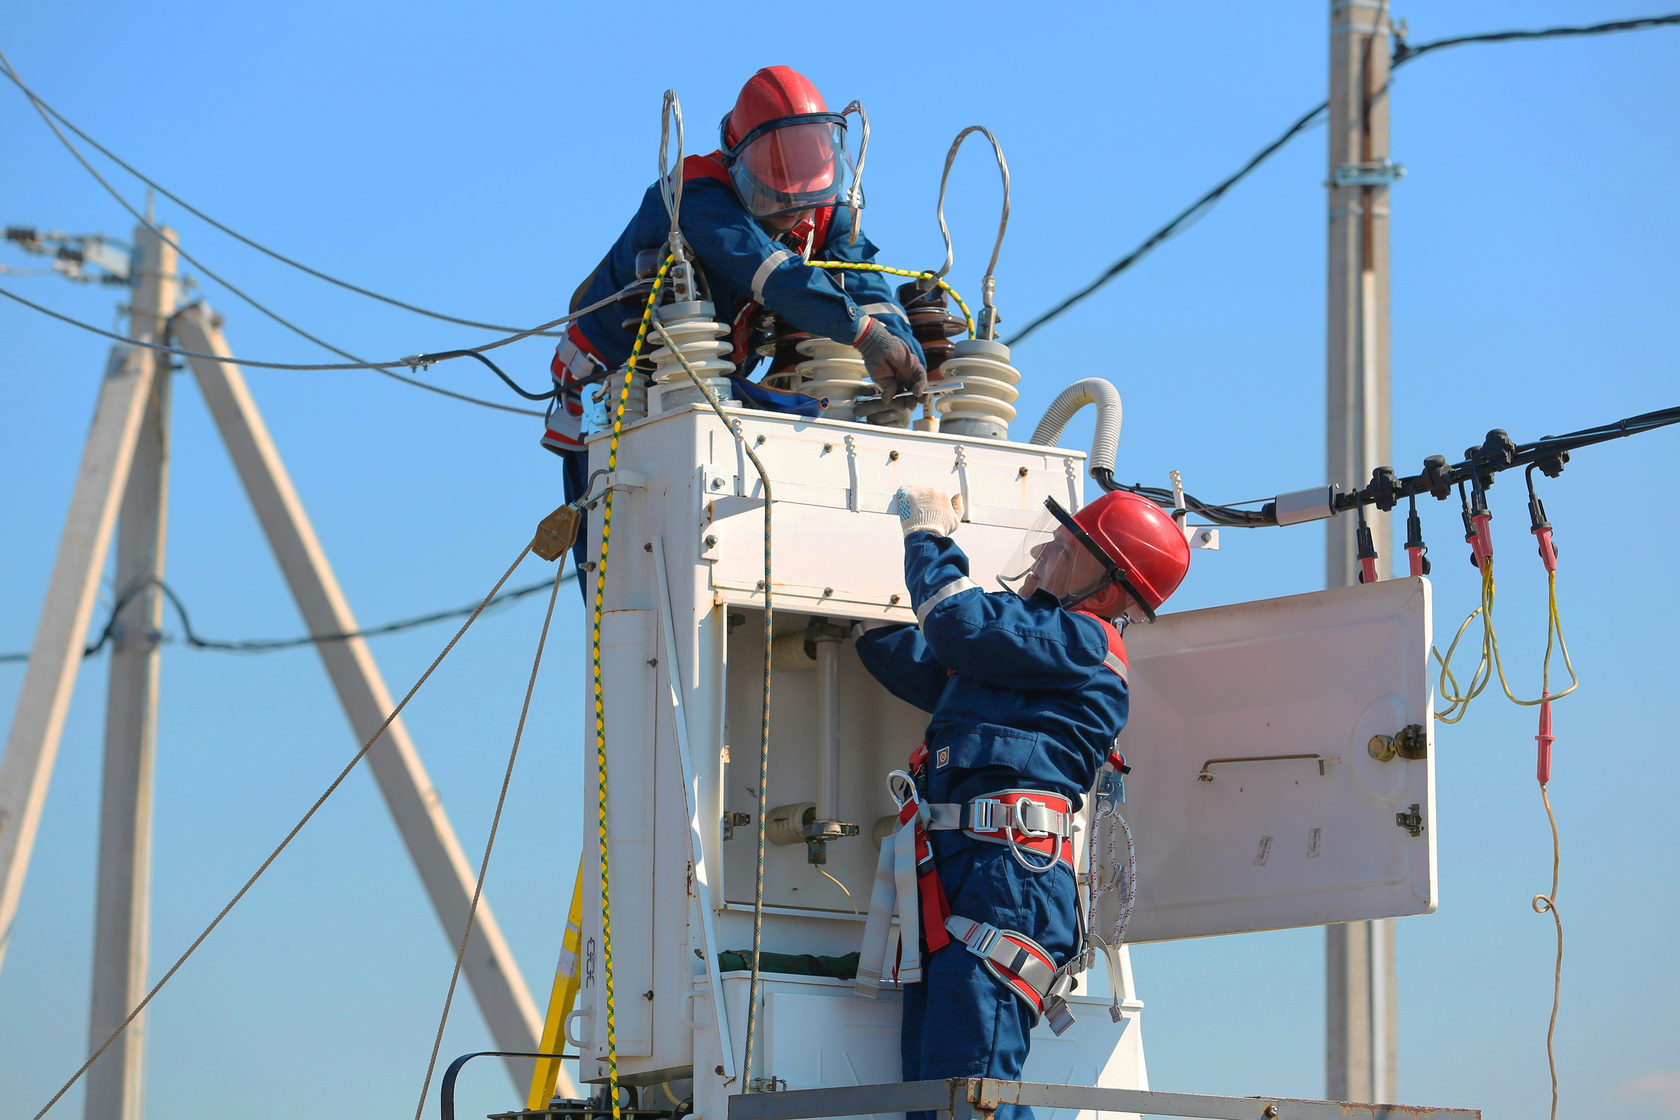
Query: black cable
410 349 558 402
1005 11 1680 348
0 572 572 665
0 54 540 337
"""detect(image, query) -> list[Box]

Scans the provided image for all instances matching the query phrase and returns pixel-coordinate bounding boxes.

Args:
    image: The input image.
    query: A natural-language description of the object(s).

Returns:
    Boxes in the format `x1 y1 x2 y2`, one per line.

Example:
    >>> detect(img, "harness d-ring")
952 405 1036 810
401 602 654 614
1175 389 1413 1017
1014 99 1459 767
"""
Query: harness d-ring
1007 828 1065 874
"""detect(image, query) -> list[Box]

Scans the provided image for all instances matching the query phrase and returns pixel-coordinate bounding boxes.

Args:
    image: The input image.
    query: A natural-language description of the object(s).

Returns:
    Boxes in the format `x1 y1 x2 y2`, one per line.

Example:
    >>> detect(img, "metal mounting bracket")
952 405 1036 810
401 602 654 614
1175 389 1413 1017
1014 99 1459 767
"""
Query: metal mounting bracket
1395 803 1424 837
1332 159 1406 188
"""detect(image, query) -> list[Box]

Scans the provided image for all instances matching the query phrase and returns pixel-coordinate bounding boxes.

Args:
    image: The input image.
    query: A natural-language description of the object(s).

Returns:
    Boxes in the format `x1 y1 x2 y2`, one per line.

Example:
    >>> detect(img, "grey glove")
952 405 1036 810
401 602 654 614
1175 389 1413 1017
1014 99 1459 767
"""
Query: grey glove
854 316 928 398
895 485 964 538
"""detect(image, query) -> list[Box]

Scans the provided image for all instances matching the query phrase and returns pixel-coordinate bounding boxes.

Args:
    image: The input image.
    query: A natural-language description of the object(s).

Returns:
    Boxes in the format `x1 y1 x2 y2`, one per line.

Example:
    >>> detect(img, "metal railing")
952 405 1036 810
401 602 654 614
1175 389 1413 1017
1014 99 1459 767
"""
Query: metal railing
725 1077 1479 1120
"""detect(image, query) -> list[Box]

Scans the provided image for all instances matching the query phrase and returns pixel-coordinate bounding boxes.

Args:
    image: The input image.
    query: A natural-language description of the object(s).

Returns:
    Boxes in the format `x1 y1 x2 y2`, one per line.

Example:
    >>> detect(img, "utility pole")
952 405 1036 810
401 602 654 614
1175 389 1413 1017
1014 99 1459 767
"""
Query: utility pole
1326 0 1400 1103
85 220 176 1120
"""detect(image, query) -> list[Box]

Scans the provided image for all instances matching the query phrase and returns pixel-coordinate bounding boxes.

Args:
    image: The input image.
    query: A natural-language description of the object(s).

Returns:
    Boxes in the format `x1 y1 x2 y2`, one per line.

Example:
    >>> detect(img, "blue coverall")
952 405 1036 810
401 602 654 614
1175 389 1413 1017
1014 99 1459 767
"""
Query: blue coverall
855 531 1129 1120
542 153 924 581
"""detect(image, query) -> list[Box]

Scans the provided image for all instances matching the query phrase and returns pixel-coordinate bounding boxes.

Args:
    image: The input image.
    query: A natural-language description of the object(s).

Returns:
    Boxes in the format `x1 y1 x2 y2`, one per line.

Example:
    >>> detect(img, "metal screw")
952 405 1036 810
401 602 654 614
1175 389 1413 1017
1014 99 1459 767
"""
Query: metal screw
889 593 901 605
822 587 833 597
888 450 900 461
643 542 653 552
755 434 766 446
711 477 724 490
1263 1107 1278 1119
704 535 718 548
822 442 833 453
1018 466 1029 478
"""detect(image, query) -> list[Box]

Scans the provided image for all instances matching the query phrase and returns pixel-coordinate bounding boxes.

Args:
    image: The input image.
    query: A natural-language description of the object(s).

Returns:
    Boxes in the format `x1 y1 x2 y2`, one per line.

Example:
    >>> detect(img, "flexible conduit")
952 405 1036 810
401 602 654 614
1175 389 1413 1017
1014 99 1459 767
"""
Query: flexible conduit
1029 378 1123 479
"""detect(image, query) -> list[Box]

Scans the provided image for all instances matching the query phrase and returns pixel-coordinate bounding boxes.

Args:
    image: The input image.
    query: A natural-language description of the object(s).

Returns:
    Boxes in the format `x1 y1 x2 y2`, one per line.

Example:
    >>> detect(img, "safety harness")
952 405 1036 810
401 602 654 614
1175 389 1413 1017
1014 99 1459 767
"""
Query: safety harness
855 610 1131 1036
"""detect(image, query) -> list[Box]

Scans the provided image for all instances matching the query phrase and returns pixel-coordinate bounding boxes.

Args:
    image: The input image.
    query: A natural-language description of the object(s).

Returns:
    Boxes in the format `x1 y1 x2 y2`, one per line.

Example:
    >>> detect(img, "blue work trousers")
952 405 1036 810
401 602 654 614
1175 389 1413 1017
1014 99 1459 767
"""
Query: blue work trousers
901 841 1078 1120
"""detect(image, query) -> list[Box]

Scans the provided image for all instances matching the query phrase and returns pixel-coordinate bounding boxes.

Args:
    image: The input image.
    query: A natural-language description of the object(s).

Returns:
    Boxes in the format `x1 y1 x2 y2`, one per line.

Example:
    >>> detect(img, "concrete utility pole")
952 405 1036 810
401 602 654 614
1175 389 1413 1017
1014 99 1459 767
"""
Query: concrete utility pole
1326 0 1399 1103
85 221 177 1120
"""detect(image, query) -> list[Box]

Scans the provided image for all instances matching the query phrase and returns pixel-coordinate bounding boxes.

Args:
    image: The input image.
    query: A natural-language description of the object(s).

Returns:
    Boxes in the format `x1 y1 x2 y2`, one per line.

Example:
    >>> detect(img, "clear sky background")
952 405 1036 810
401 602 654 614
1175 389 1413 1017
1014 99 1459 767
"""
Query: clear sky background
2 3 1677 1119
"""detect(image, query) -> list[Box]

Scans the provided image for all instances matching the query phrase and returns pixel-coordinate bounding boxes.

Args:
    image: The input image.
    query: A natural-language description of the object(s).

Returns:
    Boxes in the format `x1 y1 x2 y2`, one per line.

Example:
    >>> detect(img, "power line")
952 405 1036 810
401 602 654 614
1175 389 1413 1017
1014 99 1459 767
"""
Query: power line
0 46 540 418
0 59 546 337
1005 11 1680 347
0 572 571 666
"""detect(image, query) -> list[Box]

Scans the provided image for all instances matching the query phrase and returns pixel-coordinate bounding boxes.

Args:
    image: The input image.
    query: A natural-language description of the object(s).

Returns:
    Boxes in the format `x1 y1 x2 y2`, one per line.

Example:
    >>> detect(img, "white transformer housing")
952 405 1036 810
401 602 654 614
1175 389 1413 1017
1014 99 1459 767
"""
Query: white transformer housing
572 403 1435 1120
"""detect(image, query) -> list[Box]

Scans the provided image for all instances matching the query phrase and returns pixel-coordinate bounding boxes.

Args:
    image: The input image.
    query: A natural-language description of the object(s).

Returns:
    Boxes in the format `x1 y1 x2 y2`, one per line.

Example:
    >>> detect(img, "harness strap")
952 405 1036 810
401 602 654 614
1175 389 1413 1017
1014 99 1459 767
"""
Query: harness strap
921 789 1077 869
945 915 1078 1036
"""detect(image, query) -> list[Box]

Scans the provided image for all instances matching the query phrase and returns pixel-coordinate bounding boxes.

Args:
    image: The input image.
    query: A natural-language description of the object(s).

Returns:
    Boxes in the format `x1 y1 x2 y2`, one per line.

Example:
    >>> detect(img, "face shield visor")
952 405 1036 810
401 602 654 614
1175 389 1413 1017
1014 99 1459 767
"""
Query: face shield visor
996 498 1159 622
722 112 855 222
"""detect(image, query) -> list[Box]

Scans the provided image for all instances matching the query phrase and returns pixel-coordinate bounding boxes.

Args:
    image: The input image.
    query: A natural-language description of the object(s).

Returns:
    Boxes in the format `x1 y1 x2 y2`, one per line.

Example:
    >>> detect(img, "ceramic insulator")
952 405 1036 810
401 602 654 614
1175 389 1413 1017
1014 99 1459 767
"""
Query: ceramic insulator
936 337 1020 440
794 336 873 421
646 300 736 413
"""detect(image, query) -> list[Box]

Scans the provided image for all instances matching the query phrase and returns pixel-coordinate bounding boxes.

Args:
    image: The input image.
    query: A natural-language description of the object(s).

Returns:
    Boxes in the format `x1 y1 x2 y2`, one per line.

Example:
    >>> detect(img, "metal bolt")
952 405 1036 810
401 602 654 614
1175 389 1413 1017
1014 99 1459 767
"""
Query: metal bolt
1018 466 1029 479
755 434 766 446
822 587 833 597
711 477 724 490
888 449 900 461
822 442 833 453
889 593 901 605
704 534 718 548
643 542 653 552
1262 1107 1278 1119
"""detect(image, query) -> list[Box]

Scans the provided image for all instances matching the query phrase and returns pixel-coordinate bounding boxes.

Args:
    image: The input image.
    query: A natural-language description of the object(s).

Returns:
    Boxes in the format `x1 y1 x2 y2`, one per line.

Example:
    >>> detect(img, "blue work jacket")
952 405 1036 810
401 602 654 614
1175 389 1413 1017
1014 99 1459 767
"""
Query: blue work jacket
570 153 922 374
855 532 1130 825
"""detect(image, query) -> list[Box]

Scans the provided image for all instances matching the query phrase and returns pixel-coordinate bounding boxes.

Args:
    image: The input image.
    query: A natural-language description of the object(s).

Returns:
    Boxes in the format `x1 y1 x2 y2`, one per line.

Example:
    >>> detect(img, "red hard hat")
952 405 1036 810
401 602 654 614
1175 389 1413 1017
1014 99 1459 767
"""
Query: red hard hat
1070 490 1191 615
719 67 847 220
723 66 829 148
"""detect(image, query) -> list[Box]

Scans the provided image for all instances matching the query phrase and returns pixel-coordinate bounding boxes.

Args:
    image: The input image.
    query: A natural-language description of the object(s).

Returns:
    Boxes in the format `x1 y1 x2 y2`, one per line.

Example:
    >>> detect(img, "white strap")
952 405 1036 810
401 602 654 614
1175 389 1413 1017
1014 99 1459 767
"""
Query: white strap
858 301 907 321
855 827 899 996
915 576 982 626
751 248 795 303
892 816 921 985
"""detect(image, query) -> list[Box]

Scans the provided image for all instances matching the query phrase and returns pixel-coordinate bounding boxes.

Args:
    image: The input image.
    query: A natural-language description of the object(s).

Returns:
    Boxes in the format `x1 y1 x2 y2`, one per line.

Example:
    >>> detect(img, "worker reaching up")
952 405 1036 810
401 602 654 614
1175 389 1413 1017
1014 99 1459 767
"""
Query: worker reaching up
540 66 926 577
856 487 1190 1120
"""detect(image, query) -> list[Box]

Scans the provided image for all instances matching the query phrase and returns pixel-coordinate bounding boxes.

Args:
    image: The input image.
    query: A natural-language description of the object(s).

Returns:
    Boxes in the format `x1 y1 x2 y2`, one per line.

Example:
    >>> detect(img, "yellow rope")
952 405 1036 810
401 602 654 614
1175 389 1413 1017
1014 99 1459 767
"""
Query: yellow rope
807 261 976 337
589 255 672 1119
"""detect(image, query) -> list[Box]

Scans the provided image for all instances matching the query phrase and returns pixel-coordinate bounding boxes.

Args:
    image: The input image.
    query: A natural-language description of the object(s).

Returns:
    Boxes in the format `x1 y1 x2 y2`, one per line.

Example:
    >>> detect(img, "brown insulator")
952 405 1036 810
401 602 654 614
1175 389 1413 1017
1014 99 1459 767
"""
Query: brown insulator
756 312 815 390
897 280 967 381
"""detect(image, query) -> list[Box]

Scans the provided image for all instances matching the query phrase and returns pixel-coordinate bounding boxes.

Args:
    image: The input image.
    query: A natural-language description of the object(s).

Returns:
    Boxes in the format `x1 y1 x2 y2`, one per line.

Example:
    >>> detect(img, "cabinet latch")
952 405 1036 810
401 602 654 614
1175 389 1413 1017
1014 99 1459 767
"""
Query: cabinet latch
1395 803 1424 837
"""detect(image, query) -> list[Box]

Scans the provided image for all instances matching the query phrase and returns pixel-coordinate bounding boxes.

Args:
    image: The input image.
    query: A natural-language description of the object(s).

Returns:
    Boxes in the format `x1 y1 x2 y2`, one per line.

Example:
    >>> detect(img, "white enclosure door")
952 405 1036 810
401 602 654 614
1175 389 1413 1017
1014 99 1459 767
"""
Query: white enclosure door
1106 577 1436 944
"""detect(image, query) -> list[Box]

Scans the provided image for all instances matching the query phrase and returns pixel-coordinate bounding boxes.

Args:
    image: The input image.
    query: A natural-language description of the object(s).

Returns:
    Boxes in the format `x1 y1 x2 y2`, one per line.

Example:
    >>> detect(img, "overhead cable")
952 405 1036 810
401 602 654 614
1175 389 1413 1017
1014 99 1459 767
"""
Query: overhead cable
0 55 539 336
1005 11 1680 347
27 543 538 1120
0 573 567 666
0 46 539 416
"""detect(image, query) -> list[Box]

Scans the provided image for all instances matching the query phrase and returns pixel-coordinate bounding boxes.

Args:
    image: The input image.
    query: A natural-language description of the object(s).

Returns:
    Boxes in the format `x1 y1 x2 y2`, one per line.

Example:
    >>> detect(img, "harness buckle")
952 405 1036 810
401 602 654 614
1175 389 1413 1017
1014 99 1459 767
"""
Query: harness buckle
968 920 1001 957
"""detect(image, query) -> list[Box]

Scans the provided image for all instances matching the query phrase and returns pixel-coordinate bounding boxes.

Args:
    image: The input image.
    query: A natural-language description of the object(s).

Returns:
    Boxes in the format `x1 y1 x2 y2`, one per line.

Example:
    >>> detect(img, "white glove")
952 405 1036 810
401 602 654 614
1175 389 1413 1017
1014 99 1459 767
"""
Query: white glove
895 486 964 538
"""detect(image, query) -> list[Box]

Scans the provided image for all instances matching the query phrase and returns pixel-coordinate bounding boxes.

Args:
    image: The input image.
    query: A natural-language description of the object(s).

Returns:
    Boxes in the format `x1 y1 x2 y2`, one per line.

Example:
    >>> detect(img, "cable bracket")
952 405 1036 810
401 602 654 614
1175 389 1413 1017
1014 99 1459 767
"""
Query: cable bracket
1332 159 1407 187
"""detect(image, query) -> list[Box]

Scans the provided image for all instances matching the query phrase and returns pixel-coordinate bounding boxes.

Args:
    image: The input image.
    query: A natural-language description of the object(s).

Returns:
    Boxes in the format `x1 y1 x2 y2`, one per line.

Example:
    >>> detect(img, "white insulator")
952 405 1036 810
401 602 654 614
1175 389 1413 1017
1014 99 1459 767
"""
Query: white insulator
794 336 873 422
646 300 736 414
599 366 647 422
936 337 1020 440
766 802 816 846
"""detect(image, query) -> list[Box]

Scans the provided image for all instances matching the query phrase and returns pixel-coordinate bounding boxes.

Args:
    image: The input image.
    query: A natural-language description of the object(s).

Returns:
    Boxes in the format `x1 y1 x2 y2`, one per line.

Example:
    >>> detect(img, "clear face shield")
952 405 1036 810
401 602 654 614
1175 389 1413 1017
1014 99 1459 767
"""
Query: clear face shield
996 498 1158 623
723 111 857 224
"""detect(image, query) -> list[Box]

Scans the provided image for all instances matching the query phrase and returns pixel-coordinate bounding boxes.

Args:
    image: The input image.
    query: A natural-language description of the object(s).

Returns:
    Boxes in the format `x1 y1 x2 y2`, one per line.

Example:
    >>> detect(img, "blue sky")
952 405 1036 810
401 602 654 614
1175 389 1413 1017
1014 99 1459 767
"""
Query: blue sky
2 3 1677 1119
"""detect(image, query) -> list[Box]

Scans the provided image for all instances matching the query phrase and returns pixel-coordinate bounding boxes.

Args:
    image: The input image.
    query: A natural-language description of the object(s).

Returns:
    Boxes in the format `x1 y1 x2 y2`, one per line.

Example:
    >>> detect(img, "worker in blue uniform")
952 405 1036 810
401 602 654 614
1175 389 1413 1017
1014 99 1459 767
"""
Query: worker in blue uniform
856 485 1191 1120
540 65 925 581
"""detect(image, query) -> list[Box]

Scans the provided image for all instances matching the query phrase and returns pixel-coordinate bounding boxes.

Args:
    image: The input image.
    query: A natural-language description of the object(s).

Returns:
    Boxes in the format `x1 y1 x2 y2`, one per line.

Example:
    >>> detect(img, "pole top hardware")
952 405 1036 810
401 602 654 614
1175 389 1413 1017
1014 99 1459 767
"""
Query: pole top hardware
1331 159 1406 188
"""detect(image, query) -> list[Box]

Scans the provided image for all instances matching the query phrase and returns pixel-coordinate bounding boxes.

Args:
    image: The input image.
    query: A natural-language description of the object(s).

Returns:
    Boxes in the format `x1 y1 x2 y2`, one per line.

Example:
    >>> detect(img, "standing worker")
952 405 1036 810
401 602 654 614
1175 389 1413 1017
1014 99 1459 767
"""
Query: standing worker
540 65 926 578
856 486 1190 1120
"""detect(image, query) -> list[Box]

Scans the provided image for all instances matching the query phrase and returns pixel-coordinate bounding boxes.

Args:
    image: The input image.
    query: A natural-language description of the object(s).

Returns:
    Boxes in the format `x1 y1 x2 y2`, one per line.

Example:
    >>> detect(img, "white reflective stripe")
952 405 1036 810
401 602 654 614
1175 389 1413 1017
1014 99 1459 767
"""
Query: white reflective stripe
1103 650 1129 682
858 301 907 321
751 247 795 303
915 576 982 626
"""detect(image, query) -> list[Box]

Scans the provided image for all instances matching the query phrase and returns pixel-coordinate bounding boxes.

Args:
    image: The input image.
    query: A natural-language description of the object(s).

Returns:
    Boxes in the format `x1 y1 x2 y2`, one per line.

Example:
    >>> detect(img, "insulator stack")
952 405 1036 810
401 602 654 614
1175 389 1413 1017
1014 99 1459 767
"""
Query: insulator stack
756 313 811 392
936 338 1020 440
896 280 967 381
645 300 736 413
795 336 874 422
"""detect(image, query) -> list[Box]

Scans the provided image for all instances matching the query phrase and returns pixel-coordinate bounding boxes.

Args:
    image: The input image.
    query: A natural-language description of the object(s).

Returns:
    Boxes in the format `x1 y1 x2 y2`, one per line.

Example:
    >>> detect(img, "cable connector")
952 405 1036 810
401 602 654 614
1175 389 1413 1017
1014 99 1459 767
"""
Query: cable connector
1460 483 1493 569
1405 495 1431 577
1421 454 1454 501
1526 465 1558 574
1355 507 1380 584
1536 694 1555 786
